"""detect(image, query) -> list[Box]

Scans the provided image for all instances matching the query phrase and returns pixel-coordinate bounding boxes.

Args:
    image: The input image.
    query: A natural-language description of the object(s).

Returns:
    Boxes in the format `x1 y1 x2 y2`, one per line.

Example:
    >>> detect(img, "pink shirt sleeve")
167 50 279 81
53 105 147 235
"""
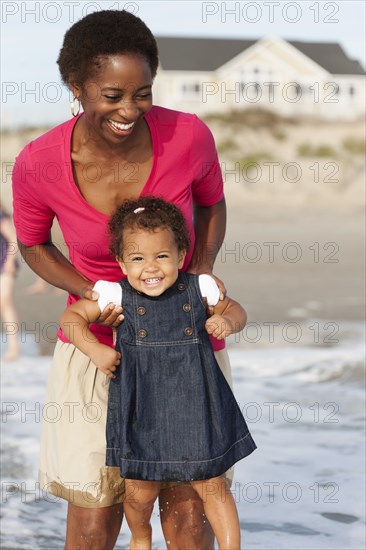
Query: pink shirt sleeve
190 115 224 207
12 146 55 245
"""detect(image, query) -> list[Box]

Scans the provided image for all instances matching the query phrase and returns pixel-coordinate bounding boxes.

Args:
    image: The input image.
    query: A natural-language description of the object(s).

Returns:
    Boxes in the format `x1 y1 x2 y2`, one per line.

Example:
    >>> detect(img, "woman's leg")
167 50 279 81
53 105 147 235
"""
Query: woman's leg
65 503 123 550
159 484 215 549
0 273 20 361
124 479 160 549
191 476 240 550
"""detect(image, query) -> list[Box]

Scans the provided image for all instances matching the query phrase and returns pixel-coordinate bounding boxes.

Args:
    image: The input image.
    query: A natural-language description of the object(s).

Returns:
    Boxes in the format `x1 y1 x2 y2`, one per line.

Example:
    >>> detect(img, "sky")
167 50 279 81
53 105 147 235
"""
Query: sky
1 0 365 128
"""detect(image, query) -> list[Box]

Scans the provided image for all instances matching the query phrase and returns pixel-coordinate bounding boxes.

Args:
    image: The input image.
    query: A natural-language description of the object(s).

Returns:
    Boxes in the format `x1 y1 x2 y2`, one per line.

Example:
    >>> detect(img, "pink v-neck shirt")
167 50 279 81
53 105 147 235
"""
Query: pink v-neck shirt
12 106 224 349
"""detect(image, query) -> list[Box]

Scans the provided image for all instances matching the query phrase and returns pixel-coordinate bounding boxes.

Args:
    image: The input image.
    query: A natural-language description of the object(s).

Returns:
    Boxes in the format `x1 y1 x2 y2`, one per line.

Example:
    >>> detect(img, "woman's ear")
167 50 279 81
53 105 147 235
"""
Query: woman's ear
69 82 82 98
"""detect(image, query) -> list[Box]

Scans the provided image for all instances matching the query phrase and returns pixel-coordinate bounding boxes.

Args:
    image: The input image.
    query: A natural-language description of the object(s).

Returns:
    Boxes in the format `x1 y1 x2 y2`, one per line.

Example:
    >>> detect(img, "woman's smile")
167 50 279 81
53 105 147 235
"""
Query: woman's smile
107 119 136 136
75 54 153 147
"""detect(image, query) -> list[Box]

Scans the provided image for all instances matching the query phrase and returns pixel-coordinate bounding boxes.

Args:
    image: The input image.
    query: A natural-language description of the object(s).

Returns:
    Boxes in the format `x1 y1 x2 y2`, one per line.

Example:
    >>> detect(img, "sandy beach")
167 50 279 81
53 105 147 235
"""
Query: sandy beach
1 111 365 549
1 112 364 352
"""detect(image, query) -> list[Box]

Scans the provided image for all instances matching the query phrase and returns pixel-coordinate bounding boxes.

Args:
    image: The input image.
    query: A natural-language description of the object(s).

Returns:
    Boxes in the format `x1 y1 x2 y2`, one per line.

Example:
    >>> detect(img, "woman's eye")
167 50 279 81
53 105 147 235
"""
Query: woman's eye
104 95 121 101
136 93 152 100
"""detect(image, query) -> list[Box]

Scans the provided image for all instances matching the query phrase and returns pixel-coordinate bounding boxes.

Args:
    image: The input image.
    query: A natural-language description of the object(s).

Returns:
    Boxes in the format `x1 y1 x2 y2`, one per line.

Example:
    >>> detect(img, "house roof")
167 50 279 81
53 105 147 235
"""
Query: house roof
156 37 365 75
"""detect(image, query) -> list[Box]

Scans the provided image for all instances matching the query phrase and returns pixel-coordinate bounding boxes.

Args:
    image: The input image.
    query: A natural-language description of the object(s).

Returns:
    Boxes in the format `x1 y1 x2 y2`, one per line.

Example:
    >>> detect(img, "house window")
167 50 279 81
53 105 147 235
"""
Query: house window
182 82 201 95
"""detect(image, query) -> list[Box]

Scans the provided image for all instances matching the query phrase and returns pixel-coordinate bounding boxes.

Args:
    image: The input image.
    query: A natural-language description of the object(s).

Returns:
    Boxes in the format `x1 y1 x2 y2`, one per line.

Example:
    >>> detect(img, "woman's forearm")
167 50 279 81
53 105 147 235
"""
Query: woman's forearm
189 197 226 273
18 239 92 298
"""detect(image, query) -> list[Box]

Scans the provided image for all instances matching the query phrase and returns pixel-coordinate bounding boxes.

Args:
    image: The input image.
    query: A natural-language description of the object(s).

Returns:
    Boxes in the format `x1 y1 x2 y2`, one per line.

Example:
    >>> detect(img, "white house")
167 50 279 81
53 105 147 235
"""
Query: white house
153 36 365 120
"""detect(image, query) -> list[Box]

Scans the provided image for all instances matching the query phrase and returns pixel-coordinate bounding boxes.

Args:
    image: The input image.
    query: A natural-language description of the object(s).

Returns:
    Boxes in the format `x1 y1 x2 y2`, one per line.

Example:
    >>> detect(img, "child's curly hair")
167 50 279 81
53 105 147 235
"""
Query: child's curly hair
109 196 190 259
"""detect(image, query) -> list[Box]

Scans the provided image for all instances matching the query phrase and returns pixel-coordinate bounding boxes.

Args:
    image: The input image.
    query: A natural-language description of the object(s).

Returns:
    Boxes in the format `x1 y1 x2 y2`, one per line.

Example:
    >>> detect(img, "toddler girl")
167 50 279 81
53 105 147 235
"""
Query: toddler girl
60 196 256 549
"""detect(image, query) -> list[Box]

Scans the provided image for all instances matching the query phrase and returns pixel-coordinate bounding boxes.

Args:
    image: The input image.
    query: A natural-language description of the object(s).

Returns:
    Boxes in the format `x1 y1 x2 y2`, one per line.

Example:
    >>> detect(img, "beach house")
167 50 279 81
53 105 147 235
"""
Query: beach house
153 36 365 120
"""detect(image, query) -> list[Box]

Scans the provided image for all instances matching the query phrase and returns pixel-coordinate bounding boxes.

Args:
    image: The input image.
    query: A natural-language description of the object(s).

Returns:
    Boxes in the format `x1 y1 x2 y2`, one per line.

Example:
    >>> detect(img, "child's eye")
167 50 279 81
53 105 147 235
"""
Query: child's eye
157 254 168 259
131 256 143 262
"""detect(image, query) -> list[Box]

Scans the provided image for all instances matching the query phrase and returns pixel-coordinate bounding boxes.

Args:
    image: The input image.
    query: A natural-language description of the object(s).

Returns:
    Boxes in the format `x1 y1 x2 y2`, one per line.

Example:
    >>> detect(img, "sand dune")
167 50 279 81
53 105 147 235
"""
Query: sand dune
1 111 365 353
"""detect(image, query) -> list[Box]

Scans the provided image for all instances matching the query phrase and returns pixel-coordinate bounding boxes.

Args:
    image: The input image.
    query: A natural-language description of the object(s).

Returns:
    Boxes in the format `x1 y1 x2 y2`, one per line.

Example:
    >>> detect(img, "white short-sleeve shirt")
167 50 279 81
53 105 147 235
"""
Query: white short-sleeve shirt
93 274 220 311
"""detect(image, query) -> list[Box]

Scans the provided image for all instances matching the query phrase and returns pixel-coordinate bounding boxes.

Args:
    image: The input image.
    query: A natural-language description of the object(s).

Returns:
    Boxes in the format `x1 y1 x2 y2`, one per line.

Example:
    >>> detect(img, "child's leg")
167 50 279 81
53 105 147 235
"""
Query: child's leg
124 479 160 550
191 476 240 550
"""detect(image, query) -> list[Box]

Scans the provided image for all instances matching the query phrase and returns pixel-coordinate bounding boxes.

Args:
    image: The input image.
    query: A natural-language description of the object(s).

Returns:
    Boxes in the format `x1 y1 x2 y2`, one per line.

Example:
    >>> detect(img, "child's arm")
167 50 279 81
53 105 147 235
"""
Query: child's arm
205 295 247 340
60 300 121 379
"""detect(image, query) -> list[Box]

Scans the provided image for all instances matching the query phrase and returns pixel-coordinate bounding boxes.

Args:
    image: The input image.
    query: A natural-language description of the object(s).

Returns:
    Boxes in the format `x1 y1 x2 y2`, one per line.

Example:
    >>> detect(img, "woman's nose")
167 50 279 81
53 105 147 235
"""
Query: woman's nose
117 99 139 121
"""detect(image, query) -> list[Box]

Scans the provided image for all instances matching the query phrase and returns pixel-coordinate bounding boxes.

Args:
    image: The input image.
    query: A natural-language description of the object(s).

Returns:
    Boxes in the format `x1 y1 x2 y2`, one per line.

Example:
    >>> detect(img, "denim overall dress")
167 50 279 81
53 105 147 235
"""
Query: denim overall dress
106 272 256 481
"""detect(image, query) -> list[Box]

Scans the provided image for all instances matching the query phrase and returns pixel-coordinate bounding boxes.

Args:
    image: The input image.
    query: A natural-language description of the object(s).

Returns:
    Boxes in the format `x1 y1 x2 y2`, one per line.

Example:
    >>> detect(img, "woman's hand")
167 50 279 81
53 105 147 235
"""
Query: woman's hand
207 273 226 301
97 303 124 328
187 269 226 301
81 285 124 328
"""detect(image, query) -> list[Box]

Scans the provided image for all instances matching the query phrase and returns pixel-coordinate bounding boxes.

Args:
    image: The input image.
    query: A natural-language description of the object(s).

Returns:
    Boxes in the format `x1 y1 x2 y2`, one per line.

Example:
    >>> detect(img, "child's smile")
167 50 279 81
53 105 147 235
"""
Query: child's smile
118 227 186 297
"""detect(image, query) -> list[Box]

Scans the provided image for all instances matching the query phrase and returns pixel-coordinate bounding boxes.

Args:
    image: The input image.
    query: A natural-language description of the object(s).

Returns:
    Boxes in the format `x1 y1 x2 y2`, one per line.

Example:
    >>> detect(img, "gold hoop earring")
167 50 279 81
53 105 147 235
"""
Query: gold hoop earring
70 96 81 117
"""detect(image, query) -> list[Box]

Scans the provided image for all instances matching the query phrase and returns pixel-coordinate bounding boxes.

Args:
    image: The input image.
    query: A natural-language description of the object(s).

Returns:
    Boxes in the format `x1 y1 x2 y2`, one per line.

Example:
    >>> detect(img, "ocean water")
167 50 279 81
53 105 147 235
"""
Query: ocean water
1 321 365 549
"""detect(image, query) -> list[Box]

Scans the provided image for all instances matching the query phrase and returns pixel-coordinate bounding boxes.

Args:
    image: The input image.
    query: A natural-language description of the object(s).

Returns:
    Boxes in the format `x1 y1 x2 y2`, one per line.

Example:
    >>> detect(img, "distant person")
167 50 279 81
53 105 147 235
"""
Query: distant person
13 9 229 549
60 196 256 549
0 205 20 361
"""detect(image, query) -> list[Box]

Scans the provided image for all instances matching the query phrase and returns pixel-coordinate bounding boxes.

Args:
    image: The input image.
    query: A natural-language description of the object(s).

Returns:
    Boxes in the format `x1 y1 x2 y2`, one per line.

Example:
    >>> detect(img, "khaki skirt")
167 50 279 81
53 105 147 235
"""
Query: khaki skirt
39 340 233 508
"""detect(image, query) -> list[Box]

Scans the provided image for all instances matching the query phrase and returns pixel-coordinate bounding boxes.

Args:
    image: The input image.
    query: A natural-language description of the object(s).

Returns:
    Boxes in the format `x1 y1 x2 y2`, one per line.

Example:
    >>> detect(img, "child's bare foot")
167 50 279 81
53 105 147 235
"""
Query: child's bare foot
129 535 152 549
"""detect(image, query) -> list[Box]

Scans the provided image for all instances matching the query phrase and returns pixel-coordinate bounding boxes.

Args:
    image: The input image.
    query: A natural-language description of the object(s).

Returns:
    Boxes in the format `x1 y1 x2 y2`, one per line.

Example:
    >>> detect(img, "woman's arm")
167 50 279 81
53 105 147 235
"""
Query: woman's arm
18 238 96 299
189 197 226 273
188 197 227 297
18 239 123 325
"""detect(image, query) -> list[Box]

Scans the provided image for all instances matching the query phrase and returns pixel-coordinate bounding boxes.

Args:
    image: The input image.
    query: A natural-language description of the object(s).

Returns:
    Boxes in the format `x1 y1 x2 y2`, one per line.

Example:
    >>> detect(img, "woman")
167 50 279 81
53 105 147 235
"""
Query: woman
12 10 228 549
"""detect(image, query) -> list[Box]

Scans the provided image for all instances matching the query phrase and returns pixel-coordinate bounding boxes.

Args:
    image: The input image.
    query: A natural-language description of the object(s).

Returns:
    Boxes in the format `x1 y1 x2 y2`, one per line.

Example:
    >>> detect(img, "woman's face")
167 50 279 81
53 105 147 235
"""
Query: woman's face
73 54 153 145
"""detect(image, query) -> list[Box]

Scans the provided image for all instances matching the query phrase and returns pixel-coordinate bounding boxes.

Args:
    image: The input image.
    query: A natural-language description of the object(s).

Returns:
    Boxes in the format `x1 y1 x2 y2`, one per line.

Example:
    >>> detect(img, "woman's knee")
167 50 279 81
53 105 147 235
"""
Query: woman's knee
159 485 214 547
65 503 122 549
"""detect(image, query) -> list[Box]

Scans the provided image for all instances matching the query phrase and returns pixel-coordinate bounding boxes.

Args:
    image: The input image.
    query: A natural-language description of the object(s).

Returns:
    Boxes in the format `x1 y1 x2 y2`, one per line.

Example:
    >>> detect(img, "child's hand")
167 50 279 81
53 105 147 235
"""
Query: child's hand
205 314 234 340
90 344 121 379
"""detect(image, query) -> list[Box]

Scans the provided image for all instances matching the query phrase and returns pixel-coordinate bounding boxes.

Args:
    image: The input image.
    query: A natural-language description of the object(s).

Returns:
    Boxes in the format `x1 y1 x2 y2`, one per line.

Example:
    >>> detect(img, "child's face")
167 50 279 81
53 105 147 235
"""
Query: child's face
118 227 186 296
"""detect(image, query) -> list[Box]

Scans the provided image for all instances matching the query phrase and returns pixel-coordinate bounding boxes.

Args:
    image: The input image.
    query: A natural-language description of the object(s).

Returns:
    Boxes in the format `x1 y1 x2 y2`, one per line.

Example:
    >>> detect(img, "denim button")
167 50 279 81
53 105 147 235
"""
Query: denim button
184 327 193 336
137 306 146 315
183 303 191 312
177 283 186 291
138 329 147 338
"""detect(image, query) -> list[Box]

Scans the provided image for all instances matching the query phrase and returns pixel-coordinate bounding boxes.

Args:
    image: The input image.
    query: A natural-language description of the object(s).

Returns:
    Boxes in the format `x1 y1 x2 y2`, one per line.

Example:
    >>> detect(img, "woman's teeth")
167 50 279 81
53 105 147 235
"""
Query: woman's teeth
108 120 135 131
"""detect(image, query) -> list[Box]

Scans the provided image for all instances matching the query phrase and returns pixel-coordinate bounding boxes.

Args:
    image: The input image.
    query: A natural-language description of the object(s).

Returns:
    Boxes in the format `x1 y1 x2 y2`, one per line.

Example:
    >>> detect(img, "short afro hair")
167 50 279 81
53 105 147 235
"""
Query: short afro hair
109 196 190 259
57 10 159 87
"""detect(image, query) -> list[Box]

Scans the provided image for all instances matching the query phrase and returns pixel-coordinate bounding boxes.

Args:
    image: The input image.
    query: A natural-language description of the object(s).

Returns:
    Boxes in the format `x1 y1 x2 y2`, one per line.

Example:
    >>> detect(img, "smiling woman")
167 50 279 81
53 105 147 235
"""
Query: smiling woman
71 55 153 143
12 9 228 550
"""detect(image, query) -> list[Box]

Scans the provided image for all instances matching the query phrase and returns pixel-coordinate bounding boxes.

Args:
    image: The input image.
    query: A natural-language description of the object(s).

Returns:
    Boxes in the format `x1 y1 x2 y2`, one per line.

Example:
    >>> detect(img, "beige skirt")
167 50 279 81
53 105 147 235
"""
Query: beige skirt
39 340 234 508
